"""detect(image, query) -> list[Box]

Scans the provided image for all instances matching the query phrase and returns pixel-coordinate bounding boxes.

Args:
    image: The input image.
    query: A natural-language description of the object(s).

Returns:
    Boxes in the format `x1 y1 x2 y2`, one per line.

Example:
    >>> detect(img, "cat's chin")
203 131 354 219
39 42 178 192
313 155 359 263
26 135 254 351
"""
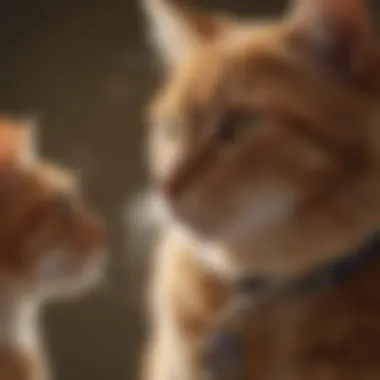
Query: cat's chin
53 254 106 299
29 249 106 300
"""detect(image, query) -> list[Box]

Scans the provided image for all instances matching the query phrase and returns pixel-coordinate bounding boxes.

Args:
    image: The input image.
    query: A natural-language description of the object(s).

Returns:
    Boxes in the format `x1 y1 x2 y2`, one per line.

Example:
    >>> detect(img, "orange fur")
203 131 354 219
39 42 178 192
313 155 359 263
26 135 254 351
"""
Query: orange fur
0 116 107 380
0 347 44 380
142 0 380 379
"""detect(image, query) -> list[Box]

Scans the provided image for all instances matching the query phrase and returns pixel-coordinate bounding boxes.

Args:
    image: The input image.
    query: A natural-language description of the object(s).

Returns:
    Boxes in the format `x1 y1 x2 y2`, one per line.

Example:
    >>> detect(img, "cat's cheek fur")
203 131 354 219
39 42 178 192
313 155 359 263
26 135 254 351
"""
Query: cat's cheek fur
218 185 296 241
159 183 296 243
151 184 296 277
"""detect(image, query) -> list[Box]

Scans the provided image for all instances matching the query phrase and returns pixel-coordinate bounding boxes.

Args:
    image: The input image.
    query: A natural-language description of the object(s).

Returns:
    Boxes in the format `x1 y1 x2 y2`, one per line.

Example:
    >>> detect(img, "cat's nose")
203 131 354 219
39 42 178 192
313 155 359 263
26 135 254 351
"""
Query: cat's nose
159 168 194 200
73 216 107 259
159 175 183 200
159 143 217 200
159 167 196 200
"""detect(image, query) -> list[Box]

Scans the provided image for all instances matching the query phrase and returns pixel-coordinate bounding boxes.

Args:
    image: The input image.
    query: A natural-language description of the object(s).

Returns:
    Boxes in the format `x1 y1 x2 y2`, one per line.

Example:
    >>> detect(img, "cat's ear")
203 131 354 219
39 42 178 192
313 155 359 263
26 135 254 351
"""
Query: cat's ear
287 0 375 77
0 116 38 170
18 117 38 164
143 0 234 68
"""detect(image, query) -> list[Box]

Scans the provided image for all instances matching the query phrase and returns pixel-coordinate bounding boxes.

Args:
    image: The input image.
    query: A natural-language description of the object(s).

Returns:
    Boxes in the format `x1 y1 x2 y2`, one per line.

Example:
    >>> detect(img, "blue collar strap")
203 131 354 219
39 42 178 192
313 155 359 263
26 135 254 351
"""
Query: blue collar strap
203 230 380 380
235 230 380 298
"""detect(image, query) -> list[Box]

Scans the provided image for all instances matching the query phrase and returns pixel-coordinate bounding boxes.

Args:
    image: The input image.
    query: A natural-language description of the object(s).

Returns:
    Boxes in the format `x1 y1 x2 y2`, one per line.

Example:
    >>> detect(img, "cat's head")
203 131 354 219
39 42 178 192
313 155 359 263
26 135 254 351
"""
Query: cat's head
144 0 380 274
0 116 106 297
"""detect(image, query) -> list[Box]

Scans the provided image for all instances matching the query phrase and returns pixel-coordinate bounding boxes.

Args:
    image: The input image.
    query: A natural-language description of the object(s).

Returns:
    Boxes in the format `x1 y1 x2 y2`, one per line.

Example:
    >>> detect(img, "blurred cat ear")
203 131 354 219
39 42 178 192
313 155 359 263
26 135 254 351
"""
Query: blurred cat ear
0 116 38 171
287 0 374 77
143 0 234 68
18 116 38 164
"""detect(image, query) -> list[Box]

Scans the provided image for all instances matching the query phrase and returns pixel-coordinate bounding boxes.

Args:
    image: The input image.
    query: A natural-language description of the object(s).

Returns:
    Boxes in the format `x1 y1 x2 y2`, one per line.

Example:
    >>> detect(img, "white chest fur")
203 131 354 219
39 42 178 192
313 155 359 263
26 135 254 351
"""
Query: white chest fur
0 293 39 350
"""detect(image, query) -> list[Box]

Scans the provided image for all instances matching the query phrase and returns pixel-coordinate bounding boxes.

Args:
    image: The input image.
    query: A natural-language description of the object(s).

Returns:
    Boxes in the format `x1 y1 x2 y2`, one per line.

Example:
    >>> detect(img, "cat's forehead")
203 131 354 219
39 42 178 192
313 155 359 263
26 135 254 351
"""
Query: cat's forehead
152 23 308 115
152 22 365 129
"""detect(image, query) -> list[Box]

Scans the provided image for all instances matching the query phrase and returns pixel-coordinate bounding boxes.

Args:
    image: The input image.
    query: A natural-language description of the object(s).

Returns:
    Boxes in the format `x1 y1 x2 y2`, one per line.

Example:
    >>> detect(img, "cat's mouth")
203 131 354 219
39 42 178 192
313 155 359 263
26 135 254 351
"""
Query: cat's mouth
155 189 236 240
30 247 106 298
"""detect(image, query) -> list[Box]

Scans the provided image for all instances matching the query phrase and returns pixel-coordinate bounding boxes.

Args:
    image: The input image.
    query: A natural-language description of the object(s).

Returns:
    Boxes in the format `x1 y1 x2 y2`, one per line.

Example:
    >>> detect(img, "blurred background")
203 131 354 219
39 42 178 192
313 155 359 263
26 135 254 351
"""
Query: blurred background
0 0 378 379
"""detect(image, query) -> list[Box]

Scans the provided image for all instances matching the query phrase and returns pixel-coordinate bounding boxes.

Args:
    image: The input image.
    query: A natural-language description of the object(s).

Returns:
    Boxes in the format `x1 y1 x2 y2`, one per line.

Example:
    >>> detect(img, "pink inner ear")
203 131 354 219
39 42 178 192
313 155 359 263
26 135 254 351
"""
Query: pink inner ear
289 0 374 75
297 0 372 35
324 0 371 35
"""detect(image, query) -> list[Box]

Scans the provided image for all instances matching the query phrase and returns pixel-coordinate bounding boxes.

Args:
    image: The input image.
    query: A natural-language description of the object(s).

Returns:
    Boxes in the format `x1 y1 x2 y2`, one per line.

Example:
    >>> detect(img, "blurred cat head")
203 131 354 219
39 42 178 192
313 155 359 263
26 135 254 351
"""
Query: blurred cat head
144 0 380 275
0 116 107 298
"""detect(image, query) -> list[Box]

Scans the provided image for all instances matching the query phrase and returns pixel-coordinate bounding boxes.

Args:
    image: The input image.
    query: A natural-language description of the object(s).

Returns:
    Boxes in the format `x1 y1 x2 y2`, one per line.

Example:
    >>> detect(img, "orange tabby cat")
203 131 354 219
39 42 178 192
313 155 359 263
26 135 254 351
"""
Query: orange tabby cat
0 116 106 380
142 0 380 379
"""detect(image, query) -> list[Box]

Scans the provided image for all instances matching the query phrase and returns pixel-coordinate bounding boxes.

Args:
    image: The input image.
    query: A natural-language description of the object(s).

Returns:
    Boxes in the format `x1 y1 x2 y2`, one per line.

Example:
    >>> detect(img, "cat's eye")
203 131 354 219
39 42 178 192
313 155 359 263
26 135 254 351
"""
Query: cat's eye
212 110 257 144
